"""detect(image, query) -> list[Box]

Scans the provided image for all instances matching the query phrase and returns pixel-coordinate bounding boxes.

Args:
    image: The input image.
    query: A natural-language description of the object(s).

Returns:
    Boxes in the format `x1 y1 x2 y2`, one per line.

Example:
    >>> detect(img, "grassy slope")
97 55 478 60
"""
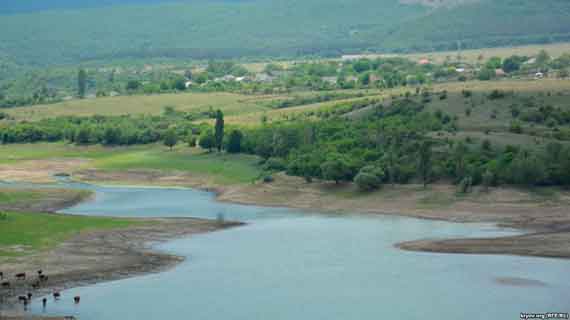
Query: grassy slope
0 211 137 257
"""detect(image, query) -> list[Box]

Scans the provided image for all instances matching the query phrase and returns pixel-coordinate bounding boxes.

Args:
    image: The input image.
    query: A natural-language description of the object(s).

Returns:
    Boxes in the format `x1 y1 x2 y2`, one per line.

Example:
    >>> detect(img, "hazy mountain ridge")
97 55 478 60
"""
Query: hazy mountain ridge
0 0 569 66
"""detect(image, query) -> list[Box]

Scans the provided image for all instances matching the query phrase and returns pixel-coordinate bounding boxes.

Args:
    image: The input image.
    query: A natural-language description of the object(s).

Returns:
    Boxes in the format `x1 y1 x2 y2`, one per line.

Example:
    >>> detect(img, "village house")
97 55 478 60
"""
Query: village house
321 76 338 85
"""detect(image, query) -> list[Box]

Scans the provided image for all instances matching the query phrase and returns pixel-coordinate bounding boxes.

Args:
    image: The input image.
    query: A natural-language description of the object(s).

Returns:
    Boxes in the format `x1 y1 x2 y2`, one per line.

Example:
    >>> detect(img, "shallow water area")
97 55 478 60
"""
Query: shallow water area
17 183 568 320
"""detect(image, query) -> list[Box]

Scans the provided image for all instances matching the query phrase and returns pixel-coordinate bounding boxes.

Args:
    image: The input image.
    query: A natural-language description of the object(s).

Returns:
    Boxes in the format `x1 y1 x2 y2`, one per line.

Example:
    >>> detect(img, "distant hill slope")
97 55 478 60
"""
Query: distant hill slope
0 0 569 66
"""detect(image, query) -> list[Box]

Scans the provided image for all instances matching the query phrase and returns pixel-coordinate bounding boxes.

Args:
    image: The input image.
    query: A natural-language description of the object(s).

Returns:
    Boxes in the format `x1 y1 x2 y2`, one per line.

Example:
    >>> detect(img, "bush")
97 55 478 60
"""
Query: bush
187 135 197 147
461 90 472 98
457 176 473 194
481 139 492 151
488 90 506 100
262 175 274 183
264 157 287 171
354 165 385 191
509 121 523 134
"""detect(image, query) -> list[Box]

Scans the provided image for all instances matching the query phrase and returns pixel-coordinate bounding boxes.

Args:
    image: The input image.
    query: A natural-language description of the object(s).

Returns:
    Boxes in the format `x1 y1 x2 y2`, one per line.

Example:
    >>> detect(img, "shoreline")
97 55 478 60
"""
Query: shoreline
1 167 569 317
0 214 242 319
73 169 570 260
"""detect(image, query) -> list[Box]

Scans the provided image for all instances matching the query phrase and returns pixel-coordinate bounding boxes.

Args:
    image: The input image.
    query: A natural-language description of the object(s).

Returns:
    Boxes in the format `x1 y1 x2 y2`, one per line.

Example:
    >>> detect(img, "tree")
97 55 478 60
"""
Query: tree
226 129 243 153
75 125 91 144
354 166 385 191
453 142 468 180
482 170 494 192
78 68 87 98
417 141 432 188
199 130 215 151
502 56 522 73
320 154 350 184
173 78 186 91
187 135 197 147
126 80 141 91
214 110 224 152
536 50 550 65
103 126 120 145
477 68 494 81
485 57 502 70
163 128 178 150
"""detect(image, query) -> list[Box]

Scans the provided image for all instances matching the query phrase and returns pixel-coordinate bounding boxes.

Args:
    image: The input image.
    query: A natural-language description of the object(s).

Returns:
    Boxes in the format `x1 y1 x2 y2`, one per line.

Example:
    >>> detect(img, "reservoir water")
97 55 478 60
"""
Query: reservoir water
28 183 570 319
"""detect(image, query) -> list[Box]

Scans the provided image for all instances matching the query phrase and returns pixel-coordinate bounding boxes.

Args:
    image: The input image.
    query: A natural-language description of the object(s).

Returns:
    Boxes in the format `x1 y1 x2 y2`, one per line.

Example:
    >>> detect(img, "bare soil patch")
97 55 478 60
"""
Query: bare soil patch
0 159 89 184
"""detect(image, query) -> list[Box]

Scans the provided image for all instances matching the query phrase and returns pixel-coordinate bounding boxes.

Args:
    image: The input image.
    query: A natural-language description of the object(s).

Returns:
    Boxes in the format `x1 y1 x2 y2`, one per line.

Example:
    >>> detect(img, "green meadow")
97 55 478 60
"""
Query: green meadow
0 211 137 257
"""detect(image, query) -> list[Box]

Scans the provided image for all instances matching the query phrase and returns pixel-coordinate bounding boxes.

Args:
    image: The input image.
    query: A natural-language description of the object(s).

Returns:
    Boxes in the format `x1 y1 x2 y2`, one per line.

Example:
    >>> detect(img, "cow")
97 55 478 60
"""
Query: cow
42 297 47 308
1 281 9 288
53 291 61 299
37 270 43 276
39 274 48 282
27 292 32 300
15 273 26 280
74 296 80 304
18 296 28 303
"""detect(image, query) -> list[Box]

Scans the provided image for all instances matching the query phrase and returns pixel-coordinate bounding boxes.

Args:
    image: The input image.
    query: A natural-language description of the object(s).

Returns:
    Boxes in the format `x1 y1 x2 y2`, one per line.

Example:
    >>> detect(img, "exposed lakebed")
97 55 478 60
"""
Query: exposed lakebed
28 183 570 319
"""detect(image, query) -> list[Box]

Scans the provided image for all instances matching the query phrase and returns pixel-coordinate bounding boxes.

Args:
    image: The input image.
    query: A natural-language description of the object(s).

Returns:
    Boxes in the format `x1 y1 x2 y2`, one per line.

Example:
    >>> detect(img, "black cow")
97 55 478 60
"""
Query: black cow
18 296 28 303
53 291 61 299
74 296 81 304
1 281 9 288
15 272 26 280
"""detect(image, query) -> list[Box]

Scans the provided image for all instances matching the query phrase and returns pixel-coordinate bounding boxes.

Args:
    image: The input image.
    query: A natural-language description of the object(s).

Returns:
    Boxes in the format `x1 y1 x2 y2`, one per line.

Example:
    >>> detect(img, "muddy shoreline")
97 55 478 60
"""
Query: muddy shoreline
74 169 570 260
0 214 242 319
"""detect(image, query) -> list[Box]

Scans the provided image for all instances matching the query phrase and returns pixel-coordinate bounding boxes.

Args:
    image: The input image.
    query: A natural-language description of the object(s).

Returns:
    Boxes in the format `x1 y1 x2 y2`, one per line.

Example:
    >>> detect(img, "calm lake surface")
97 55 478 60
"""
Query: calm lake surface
28 183 570 319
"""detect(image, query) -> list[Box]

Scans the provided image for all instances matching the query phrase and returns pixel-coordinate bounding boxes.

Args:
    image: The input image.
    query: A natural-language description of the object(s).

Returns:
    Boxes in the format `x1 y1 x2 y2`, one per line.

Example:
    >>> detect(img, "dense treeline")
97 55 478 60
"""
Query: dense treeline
236 99 570 189
0 112 198 146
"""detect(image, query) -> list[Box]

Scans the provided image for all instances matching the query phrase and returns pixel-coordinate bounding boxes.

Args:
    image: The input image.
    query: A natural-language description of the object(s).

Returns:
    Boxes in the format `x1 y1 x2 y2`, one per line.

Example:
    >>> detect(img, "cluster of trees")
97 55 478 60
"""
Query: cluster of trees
234 99 570 189
0 114 196 146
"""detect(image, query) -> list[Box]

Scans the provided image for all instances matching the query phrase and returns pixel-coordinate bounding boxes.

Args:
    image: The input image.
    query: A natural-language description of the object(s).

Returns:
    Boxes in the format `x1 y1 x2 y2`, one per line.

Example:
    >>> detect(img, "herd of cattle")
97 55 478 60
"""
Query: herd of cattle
1 269 80 310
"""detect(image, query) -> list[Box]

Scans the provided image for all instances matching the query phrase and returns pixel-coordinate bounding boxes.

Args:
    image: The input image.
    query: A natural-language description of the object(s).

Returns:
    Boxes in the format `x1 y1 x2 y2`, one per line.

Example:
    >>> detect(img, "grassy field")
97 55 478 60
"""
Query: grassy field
5 91 277 121
92 146 262 184
0 211 137 257
0 143 263 185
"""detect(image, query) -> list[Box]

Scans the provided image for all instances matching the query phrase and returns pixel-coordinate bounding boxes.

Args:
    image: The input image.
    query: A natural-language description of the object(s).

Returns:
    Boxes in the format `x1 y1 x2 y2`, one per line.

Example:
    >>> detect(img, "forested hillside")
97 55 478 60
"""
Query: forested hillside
0 0 569 66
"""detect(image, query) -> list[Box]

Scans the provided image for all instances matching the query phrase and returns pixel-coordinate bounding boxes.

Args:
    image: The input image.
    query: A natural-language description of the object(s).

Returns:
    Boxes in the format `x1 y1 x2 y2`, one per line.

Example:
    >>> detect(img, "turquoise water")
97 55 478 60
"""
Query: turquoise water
27 184 570 319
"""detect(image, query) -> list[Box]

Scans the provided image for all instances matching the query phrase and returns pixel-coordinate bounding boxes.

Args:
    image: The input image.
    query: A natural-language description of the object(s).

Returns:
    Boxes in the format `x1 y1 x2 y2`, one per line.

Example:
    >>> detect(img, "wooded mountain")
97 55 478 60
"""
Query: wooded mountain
0 0 569 66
